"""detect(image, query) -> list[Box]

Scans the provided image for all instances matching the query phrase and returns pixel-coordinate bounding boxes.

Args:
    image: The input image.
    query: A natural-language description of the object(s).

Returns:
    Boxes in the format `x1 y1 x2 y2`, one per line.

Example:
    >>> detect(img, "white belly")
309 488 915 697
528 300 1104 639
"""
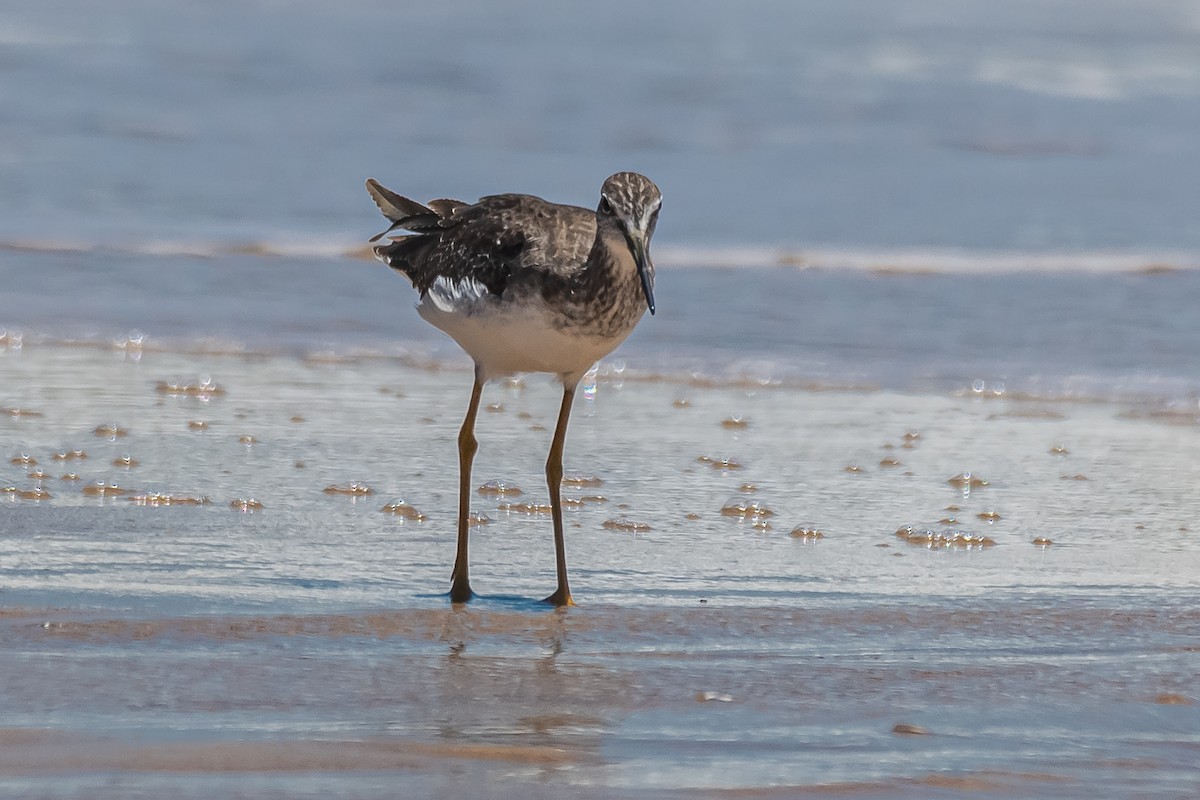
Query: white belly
418 295 634 383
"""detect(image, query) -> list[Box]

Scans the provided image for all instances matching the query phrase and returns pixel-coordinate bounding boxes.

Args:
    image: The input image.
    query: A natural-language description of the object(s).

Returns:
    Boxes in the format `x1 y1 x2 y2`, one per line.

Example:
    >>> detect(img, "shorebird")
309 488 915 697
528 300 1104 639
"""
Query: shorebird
366 172 661 606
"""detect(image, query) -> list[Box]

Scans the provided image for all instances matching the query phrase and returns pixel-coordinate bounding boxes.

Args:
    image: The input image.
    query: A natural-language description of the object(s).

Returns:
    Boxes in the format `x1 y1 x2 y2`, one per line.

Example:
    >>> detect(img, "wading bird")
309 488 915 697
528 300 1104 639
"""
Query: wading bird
366 172 661 605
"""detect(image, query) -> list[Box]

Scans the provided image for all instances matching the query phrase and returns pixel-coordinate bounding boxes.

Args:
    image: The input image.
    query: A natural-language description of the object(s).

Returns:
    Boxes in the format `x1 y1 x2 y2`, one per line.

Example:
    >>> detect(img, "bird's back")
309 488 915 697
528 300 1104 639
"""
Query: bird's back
367 181 597 300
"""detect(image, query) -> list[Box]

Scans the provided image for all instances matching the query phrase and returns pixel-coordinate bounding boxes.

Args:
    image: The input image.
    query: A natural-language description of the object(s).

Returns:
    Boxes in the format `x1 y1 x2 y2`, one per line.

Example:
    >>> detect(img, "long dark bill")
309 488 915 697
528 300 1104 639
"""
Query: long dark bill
628 232 656 315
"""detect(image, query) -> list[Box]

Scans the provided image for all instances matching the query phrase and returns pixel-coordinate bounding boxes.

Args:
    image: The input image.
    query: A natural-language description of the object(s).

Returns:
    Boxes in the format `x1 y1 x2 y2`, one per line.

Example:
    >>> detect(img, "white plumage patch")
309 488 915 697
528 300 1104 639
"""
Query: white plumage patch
417 292 634 383
425 276 490 314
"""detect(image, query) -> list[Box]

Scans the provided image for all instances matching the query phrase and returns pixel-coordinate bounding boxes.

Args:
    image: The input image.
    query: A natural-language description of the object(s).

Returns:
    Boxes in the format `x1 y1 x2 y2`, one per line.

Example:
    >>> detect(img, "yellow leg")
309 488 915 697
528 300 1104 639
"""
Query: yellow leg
450 370 484 603
542 382 578 607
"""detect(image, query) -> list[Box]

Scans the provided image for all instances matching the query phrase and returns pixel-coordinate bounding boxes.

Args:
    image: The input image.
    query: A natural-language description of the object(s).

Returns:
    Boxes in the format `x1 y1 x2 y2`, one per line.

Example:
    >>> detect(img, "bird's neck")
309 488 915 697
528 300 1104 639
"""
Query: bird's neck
581 227 637 294
560 226 647 336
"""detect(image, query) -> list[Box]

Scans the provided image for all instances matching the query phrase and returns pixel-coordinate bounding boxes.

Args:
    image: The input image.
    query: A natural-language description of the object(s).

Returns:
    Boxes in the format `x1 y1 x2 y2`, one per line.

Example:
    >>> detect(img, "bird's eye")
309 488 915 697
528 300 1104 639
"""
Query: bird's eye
599 197 613 215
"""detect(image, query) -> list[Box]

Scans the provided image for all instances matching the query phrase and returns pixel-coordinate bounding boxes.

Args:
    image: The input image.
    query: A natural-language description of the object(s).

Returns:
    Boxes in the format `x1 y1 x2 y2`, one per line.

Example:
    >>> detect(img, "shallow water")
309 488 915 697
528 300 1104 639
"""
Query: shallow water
2 345 1199 797
2 602 1198 798
5 247 1200 402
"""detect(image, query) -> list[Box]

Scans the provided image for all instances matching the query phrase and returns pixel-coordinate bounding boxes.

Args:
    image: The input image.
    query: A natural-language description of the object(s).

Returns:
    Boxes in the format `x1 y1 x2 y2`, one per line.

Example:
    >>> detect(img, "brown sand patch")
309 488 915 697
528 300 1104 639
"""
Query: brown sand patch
0 728 91 747
0 735 583 776
323 482 374 496
707 769 1071 796
987 408 1066 420
380 500 427 520
602 517 652 532
15 605 1200 657
895 526 995 548
229 498 264 511
81 481 131 497
1152 693 1193 705
26 608 586 646
155 380 225 398
562 474 604 488
789 526 824 540
720 498 774 519
478 480 523 497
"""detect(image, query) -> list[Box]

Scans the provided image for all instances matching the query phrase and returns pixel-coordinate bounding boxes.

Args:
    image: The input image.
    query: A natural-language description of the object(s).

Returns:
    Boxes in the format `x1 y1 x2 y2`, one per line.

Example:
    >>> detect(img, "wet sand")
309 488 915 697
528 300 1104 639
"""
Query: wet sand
2 344 1199 798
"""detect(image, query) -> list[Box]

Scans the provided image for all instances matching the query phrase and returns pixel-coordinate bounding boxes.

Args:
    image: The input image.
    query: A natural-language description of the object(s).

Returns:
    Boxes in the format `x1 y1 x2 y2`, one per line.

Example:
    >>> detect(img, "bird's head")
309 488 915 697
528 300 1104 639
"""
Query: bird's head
597 172 661 315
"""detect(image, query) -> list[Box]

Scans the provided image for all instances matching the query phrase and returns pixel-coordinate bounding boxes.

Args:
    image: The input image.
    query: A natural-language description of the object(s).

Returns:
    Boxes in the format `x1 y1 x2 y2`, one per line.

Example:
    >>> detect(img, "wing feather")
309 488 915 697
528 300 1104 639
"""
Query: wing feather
367 183 597 300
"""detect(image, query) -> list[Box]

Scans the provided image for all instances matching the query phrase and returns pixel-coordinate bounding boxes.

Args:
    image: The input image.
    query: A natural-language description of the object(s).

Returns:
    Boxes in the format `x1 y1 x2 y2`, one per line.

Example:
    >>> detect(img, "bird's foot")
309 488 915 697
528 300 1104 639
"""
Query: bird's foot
448 579 475 604
541 587 575 607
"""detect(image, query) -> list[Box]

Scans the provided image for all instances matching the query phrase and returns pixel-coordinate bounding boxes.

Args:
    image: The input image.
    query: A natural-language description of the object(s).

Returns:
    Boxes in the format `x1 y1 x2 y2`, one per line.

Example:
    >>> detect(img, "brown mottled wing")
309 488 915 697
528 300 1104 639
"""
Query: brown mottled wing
371 189 596 299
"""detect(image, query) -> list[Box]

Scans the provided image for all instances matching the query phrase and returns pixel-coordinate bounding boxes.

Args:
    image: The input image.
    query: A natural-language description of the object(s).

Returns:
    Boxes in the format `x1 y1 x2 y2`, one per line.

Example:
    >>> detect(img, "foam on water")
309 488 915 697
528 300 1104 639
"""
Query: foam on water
7 235 1200 273
13 243 1200 410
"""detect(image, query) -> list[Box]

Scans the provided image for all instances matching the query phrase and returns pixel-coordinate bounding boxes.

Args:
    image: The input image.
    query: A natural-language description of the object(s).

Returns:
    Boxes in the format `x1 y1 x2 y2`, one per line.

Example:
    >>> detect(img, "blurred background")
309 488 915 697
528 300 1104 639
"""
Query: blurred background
2 0 1198 256
3 0 1200 400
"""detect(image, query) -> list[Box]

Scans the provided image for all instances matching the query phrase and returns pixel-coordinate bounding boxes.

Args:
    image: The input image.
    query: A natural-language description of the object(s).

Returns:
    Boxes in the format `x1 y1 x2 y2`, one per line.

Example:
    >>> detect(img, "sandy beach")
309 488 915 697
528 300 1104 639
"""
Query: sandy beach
2 341 1198 798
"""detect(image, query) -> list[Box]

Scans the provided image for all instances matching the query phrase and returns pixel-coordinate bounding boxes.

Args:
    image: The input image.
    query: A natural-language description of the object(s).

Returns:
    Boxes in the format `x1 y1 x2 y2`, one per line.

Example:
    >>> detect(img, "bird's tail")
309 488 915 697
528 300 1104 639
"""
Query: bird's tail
365 179 470 280
365 179 465 242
